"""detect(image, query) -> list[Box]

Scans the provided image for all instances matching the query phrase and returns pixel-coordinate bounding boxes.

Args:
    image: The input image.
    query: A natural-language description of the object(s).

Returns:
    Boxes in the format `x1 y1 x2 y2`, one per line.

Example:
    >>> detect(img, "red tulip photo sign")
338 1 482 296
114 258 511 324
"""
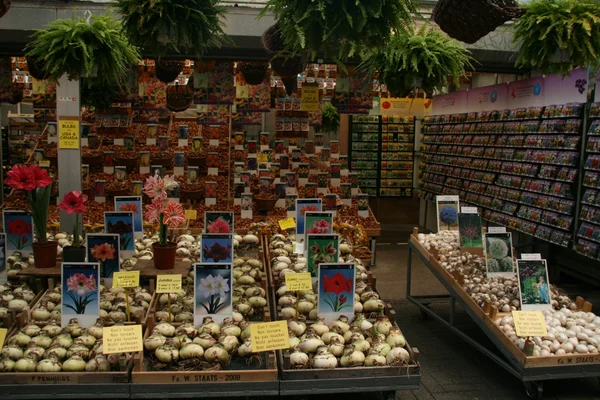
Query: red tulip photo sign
317 263 356 324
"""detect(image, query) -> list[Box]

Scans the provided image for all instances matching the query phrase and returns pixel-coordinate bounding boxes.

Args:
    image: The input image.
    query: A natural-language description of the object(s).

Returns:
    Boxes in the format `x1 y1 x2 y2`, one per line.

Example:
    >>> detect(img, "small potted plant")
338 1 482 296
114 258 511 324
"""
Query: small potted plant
5 164 55 268
58 190 88 262
144 174 187 269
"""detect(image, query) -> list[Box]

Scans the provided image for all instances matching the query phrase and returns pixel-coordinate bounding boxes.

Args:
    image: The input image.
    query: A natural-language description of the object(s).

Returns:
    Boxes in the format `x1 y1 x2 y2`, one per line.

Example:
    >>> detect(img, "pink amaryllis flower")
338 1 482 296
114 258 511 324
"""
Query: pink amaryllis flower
162 201 186 228
66 272 97 297
207 217 231 233
145 199 164 224
143 174 167 201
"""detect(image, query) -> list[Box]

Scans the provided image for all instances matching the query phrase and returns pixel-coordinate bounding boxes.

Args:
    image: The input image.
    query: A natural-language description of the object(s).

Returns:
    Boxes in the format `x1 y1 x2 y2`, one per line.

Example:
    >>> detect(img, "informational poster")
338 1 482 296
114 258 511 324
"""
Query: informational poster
301 83 320 111
59 117 80 149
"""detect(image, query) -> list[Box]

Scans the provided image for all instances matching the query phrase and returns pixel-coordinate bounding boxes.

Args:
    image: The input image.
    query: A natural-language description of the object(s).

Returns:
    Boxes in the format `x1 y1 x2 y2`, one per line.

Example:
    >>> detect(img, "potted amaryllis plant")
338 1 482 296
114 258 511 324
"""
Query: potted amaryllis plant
58 190 88 262
144 174 186 269
5 164 55 268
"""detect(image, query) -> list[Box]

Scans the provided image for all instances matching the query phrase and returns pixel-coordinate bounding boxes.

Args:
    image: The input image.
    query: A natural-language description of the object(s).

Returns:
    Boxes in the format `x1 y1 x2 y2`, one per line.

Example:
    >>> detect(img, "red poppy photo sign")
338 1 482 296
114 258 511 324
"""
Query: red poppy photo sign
317 263 356 324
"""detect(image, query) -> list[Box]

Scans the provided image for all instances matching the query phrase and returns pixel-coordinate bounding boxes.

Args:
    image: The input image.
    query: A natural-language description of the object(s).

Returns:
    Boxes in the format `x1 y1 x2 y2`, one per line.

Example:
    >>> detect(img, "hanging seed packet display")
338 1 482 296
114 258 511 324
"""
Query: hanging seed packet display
194 263 233 325
318 263 356 323
62 262 100 328
307 234 339 277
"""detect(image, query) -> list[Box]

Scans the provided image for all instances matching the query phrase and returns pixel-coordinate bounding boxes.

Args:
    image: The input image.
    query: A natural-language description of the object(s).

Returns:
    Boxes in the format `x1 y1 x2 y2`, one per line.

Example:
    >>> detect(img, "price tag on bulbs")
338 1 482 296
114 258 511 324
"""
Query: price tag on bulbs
156 274 182 294
278 218 296 231
285 272 312 292
113 271 140 288
250 321 290 353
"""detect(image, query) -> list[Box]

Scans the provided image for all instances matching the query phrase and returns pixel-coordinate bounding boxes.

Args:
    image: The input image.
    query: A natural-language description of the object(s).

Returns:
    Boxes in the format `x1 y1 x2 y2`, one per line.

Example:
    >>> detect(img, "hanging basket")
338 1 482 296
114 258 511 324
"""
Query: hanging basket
432 0 524 44
237 61 269 85
155 60 184 84
166 84 193 112
8 87 22 105
0 0 10 19
26 57 50 80
281 76 298 96
261 24 305 78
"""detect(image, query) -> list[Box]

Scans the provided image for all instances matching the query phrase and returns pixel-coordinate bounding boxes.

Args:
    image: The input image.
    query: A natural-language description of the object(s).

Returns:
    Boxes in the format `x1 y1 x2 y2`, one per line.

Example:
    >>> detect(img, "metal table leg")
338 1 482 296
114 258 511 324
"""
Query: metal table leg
370 238 377 266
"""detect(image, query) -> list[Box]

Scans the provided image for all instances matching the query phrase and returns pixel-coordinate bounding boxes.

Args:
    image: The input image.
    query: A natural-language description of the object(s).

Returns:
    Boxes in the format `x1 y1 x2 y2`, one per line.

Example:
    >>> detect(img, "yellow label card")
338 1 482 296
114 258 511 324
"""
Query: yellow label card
113 271 140 288
278 218 296 231
250 321 290 353
512 311 548 337
103 325 143 354
0 328 7 349
184 210 198 220
285 272 312 292
156 274 182 294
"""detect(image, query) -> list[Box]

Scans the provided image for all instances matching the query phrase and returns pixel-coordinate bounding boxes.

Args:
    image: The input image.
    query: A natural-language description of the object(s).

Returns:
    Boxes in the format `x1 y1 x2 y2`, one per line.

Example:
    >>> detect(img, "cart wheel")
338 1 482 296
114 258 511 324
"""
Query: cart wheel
524 381 543 399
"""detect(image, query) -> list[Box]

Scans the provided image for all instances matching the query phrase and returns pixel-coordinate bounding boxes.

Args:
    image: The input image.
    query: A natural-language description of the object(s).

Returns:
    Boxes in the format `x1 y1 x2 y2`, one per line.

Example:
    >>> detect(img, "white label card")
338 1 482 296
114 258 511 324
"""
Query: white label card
461 207 478 214
521 253 542 260
488 227 507 234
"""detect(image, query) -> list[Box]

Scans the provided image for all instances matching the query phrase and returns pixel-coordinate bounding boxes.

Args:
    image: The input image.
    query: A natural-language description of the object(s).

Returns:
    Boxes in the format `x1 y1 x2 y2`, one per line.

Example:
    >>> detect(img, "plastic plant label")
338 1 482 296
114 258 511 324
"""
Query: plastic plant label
184 210 198 220
278 218 296 231
250 321 290 353
488 227 507 234
156 275 182 294
113 271 140 288
520 253 542 260
285 272 312 291
512 311 548 337
103 325 143 354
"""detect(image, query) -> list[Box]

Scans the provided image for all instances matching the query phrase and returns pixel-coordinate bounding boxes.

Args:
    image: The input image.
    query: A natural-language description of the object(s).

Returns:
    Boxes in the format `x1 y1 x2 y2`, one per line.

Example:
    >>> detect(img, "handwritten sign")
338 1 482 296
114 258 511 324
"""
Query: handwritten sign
0 328 6 349
59 117 80 149
301 83 320 112
156 274 182 294
113 271 140 288
250 321 290 353
512 311 548 337
285 272 312 291
185 210 198 220
102 325 143 354
521 253 542 260
279 218 296 231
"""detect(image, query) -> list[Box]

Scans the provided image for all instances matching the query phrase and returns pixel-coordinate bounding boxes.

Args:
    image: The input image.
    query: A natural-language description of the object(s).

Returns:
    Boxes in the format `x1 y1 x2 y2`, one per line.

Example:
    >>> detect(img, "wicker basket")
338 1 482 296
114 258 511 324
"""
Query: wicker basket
261 24 305 78
238 61 269 85
0 0 10 19
155 60 184 83
167 85 193 112
433 0 524 44
26 57 49 80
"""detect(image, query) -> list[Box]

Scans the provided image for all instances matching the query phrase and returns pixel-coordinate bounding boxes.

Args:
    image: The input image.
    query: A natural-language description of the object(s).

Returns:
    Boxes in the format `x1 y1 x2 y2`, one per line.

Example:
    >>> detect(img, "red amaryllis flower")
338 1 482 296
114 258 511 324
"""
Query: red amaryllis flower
163 201 186 228
31 166 52 188
7 218 32 236
119 203 139 214
66 272 97 296
107 220 133 235
338 294 348 305
323 272 352 295
59 190 88 214
207 217 231 233
203 242 232 262
90 243 116 262
300 206 319 216
5 165 36 191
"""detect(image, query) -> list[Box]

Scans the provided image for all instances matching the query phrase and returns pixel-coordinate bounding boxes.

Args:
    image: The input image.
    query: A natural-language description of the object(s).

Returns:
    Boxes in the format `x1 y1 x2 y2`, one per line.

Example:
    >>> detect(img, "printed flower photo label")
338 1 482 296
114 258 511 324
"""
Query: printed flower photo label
458 213 484 250
204 212 234 234
318 263 356 324
115 196 143 238
296 199 323 237
0 234 6 285
86 234 120 281
3 211 33 257
516 259 552 311
307 234 339 278
485 232 515 279
193 263 233 325
304 212 333 245
62 262 100 328
436 195 461 233
104 211 135 258
201 234 233 264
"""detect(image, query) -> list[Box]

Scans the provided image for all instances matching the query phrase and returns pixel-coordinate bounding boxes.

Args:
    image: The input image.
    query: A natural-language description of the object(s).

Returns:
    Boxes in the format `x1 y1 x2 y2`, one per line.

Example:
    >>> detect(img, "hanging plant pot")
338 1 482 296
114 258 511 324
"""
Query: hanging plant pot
262 24 305 78
432 0 524 44
0 0 10 19
32 241 58 269
166 84 193 112
237 61 268 85
280 76 298 96
7 87 22 105
153 242 177 270
156 60 184 84
26 57 49 80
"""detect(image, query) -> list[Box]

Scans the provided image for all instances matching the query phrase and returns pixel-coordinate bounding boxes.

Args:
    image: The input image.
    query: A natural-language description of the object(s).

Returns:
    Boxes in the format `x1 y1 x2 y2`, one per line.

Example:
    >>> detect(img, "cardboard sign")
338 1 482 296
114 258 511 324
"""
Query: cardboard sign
59 117 80 149
103 325 143 354
285 272 312 291
156 275 182 294
113 271 140 288
512 311 548 337
278 218 296 231
0 328 7 349
250 321 290 353
185 210 198 220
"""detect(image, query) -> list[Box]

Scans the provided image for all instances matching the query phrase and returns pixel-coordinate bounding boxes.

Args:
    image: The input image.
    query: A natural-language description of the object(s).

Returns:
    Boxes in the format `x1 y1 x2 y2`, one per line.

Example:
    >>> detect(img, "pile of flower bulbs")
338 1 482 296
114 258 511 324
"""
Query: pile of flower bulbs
99 286 152 322
0 282 37 322
29 287 62 324
416 231 459 254
144 317 258 369
6 252 35 277
0 318 129 373
495 309 600 356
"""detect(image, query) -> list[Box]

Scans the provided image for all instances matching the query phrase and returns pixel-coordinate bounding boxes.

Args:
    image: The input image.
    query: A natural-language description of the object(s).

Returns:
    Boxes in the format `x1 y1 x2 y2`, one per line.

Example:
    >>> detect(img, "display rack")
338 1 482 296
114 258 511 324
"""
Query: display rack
7 113 42 165
407 228 600 400
420 103 584 248
349 115 415 197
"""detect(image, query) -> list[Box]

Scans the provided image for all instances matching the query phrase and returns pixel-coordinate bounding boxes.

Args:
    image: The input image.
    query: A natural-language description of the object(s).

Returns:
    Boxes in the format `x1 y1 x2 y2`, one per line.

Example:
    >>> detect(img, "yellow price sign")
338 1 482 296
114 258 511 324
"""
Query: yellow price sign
301 83 320 112
0 328 7 349
102 325 143 354
39 160 50 167
250 321 290 353
285 272 312 292
113 271 140 288
59 117 80 149
278 218 296 231
512 311 548 337
156 274 182 294
184 210 197 220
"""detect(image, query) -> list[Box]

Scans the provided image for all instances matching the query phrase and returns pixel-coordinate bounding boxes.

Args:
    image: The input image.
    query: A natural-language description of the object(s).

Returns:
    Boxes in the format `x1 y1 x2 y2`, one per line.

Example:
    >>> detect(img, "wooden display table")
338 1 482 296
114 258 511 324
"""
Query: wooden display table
133 259 192 277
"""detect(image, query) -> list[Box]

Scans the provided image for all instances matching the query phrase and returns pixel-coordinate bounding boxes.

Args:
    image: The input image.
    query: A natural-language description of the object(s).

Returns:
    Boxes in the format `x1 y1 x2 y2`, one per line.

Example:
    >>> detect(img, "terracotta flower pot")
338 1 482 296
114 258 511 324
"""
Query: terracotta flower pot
32 241 58 268
153 242 177 270
63 246 87 262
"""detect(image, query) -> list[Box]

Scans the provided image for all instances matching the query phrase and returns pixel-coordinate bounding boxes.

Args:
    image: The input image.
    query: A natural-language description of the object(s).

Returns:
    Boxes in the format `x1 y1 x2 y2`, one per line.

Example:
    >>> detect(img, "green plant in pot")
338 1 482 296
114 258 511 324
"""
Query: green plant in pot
260 0 417 62
360 24 474 97
512 0 600 75
4 165 55 268
320 102 340 135
25 12 140 88
58 191 88 262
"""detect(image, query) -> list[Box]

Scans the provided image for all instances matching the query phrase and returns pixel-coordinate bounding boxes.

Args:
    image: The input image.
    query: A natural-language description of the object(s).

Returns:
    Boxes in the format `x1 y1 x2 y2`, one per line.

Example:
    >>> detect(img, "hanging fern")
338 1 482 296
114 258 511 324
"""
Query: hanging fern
115 0 230 57
25 13 140 87
360 24 474 96
513 0 600 75
260 0 417 62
